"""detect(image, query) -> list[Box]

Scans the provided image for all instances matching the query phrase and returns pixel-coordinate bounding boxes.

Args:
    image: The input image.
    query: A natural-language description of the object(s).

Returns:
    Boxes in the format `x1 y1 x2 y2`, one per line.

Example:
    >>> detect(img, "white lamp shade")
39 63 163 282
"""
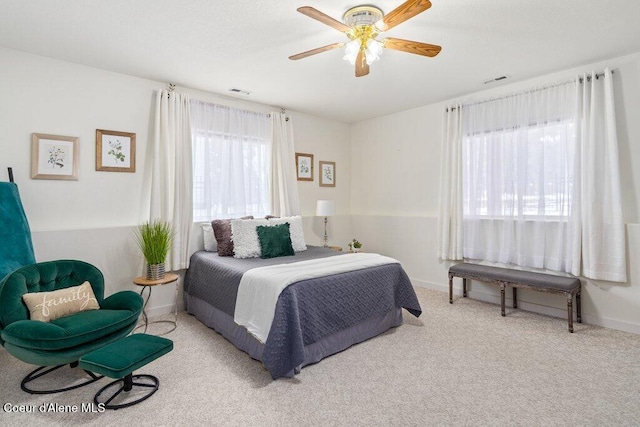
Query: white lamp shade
316 200 335 216
343 39 361 65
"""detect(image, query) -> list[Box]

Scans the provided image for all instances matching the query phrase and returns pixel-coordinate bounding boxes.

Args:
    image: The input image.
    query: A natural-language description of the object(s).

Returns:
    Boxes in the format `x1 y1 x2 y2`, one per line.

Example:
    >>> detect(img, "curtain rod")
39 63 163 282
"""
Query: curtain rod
182 85 286 120
446 69 614 112
578 71 611 83
267 108 289 121
266 113 289 121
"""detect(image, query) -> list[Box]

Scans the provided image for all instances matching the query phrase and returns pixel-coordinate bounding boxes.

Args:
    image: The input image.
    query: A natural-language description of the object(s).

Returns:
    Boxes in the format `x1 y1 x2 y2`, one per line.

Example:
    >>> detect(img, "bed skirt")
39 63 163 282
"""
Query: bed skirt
185 293 403 378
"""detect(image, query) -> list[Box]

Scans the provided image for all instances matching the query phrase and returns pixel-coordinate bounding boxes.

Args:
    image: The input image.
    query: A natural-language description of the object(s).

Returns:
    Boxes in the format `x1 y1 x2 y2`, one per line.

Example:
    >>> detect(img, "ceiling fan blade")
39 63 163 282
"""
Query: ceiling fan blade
289 43 345 60
376 0 432 32
384 37 441 57
297 6 352 33
355 50 369 77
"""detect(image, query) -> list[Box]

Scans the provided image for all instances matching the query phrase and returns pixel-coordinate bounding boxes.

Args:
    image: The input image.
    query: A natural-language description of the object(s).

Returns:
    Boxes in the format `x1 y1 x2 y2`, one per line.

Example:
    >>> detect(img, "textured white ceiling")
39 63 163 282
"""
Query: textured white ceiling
1 0 640 122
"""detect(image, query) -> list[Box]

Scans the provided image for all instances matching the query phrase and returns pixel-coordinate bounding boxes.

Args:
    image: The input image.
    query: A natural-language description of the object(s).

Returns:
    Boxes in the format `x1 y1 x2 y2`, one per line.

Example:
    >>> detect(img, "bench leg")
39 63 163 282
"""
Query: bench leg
567 295 574 333
448 274 453 304
463 278 467 298
500 283 506 316
513 287 517 309
576 291 582 323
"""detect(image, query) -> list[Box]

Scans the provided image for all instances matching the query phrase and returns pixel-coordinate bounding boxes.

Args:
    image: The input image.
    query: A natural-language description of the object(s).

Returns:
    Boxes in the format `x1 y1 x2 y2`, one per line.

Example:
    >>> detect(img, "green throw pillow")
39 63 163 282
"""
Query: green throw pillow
257 223 295 259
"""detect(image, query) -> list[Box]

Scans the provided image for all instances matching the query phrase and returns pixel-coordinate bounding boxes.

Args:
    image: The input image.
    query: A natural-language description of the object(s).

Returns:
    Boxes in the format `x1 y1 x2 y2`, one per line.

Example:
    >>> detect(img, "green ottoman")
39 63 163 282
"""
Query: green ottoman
79 334 173 409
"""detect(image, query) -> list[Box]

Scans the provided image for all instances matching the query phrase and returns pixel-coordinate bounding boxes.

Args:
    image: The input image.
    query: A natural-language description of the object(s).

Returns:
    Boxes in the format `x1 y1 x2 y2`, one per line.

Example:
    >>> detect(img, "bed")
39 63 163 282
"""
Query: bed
184 246 421 379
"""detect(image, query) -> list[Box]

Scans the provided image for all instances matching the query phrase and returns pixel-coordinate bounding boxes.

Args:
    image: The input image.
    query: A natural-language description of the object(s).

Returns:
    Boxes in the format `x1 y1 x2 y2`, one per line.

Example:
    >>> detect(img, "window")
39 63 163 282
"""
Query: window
460 83 579 270
441 71 626 281
191 101 270 221
463 120 576 219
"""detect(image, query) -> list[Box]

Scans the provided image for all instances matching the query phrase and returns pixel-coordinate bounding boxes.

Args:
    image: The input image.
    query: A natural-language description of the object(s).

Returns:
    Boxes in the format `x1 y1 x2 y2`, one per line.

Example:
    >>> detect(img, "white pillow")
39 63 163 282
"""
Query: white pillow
231 216 307 259
201 223 217 252
231 219 267 258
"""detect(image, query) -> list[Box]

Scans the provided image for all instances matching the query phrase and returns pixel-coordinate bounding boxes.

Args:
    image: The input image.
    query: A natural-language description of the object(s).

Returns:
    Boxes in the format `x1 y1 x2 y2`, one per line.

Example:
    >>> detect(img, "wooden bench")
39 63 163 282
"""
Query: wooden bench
448 263 581 333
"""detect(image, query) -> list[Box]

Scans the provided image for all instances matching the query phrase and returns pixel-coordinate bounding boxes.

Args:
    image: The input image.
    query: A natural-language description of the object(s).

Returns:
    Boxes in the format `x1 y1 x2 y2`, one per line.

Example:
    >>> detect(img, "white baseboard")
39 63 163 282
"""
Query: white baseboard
411 278 640 335
143 302 179 318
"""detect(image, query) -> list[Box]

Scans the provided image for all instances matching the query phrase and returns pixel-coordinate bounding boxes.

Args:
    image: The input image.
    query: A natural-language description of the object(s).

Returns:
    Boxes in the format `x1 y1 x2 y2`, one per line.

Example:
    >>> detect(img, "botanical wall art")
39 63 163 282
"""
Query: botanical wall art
96 129 136 172
319 161 336 187
31 133 79 180
296 152 314 181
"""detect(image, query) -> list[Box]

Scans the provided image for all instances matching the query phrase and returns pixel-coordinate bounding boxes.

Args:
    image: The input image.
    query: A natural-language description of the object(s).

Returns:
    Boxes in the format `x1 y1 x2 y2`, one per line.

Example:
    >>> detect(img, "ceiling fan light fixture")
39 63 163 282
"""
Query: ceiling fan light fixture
291 1 440 77
343 39 362 65
365 39 383 65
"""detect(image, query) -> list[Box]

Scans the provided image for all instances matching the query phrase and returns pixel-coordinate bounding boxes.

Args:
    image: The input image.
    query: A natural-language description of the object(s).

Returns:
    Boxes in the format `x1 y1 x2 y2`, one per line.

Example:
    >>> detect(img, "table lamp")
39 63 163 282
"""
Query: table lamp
316 200 335 247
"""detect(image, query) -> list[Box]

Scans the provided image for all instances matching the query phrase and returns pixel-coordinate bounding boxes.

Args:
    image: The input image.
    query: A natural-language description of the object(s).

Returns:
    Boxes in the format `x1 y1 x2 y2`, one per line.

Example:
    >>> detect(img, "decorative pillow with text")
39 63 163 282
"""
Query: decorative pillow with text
22 281 100 323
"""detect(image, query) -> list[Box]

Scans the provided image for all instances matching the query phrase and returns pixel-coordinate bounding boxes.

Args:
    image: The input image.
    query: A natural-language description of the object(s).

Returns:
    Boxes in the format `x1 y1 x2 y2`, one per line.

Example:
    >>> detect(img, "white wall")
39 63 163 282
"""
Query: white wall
0 47 352 315
350 51 640 334
291 111 352 249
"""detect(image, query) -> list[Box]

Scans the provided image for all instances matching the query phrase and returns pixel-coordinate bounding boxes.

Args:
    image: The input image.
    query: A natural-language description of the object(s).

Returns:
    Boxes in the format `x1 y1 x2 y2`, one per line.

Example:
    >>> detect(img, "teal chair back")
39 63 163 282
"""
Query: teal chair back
0 182 36 280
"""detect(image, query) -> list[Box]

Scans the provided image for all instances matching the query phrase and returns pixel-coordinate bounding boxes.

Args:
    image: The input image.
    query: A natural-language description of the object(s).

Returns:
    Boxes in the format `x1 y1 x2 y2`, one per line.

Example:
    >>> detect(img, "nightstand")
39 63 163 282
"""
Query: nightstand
133 272 179 336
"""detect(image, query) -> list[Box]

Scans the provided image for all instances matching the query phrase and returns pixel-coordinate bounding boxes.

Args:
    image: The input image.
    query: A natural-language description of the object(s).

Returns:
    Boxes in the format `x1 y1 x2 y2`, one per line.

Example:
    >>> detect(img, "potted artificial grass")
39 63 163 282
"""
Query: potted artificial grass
135 220 173 280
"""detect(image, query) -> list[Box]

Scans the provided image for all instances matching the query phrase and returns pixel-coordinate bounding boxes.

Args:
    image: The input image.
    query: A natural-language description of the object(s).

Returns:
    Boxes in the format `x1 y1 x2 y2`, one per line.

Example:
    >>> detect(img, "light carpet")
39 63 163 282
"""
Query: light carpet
1 287 639 426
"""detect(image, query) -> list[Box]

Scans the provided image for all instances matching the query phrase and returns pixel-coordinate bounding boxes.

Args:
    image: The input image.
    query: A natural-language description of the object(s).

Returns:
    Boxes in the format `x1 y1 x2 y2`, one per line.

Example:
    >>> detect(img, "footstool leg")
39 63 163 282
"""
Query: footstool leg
463 278 467 298
123 373 133 392
448 274 453 304
513 287 517 309
500 283 506 317
95 374 160 410
576 291 582 323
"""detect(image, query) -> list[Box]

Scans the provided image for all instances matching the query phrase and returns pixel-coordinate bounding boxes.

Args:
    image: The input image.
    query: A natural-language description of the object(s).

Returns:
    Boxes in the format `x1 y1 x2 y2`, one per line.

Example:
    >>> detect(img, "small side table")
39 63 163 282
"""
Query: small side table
133 272 179 336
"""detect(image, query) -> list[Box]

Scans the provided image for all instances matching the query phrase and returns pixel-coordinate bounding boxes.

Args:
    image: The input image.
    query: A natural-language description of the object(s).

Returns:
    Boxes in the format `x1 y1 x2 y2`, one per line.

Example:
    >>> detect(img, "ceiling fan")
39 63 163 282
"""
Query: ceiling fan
289 0 441 77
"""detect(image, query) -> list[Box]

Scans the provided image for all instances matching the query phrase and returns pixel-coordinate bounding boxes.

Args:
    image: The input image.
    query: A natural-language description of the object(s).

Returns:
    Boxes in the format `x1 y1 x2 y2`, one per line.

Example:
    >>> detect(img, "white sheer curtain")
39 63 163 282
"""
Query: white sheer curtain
150 89 193 271
576 68 626 281
438 69 626 281
269 112 301 216
190 101 270 220
438 104 463 260
461 82 578 272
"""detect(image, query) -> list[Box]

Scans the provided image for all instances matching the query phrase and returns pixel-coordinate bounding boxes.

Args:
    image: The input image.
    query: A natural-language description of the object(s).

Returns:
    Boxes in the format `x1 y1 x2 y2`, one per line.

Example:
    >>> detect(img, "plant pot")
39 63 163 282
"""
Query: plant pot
146 263 166 280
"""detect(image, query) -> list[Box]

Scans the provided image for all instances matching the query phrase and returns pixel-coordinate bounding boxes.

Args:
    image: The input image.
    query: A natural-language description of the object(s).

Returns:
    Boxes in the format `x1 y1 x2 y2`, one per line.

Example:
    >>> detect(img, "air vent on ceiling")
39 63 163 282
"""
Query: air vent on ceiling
229 88 251 95
483 75 510 85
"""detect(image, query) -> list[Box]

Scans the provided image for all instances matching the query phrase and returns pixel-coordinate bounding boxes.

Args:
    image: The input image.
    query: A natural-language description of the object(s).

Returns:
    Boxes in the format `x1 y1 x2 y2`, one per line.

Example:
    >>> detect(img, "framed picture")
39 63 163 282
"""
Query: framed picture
319 161 336 187
31 133 79 180
296 152 314 181
96 129 136 172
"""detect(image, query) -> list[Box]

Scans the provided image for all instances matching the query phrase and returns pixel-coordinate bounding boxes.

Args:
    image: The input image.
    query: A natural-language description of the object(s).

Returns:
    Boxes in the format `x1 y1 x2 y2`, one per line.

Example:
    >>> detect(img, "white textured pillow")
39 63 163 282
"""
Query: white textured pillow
201 223 217 252
231 219 266 258
232 216 307 259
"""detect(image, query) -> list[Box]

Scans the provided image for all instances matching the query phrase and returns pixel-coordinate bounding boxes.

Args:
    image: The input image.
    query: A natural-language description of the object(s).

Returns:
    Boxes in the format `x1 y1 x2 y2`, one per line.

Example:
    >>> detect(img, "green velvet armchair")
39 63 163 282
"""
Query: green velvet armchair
0 260 143 394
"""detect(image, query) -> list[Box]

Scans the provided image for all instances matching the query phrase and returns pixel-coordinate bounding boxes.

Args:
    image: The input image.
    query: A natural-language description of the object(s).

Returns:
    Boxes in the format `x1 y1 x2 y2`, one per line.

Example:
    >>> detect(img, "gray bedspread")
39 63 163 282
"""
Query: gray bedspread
184 246 422 378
